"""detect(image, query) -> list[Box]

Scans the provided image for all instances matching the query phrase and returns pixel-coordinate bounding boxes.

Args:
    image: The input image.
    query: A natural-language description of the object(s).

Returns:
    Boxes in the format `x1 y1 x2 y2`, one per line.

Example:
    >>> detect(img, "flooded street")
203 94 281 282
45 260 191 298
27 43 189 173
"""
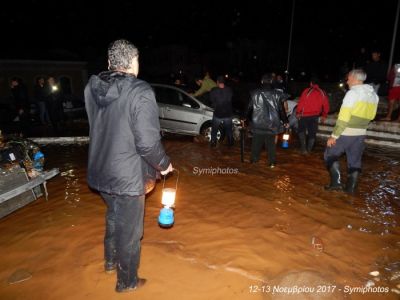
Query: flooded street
0 136 399 300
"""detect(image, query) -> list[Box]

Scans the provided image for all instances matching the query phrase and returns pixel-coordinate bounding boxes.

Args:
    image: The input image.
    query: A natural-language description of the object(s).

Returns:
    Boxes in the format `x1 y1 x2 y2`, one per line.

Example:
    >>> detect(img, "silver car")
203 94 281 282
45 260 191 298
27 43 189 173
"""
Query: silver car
151 83 241 141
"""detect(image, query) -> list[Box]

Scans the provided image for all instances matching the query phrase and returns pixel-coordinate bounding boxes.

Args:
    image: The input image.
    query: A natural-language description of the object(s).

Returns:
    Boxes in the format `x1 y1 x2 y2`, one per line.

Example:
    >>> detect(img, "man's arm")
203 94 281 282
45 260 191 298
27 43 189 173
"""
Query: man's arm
320 92 330 123
278 97 289 125
84 80 94 127
132 88 170 172
193 83 208 97
295 89 307 118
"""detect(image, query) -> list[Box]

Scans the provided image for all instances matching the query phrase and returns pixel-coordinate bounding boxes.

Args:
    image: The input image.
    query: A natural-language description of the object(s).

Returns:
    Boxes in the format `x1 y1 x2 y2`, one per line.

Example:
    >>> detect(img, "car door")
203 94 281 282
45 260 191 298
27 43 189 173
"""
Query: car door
153 85 203 134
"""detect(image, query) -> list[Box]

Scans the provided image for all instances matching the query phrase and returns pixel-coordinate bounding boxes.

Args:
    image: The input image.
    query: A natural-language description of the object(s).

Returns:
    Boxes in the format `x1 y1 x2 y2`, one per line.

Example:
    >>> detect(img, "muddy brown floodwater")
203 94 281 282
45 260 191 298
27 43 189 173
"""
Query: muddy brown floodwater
0 136 399 300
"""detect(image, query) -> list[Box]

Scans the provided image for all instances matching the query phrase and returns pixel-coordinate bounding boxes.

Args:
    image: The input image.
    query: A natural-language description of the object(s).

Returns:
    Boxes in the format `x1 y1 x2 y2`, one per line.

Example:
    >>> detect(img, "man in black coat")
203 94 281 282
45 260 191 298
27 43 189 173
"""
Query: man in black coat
246 73 289 168
10 77 30 136
85 39 173 293
364 50 388 95
209 75 234 147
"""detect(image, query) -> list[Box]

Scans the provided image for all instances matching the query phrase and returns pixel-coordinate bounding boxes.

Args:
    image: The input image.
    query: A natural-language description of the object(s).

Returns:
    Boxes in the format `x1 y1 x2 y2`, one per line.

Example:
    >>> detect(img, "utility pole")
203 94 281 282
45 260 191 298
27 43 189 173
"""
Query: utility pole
285 0 296 85
388 0 400 75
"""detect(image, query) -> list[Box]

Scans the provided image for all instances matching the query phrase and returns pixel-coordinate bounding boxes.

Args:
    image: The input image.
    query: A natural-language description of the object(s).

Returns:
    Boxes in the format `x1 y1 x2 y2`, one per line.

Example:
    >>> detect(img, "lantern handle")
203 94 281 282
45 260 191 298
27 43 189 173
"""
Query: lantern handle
162 168 179 191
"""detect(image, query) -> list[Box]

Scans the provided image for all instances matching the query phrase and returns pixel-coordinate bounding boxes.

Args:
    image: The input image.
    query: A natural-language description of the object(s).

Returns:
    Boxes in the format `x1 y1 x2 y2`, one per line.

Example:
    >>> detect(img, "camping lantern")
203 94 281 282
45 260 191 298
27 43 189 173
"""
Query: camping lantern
281 129 290 148
158 170 179 228
33 150 45 172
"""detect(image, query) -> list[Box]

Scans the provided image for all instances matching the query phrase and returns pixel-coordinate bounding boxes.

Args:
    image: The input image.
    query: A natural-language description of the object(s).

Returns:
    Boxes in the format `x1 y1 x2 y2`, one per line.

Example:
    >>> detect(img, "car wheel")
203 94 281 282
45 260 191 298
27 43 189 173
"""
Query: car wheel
199 123 221 143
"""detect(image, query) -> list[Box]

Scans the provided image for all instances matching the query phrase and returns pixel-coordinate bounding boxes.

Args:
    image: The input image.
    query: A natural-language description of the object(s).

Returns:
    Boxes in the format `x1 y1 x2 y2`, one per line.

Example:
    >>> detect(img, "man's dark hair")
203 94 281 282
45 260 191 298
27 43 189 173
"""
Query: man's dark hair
216 75 225 84
261 73 273 85
108 39 139 71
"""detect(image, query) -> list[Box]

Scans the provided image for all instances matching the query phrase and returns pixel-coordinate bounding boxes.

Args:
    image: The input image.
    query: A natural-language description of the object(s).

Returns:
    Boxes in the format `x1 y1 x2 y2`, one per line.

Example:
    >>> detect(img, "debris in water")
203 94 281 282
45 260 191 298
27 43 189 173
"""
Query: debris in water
8 269 32 284
391 288 400 294
390 271 400 281
369 271 380 276
311 236 324 252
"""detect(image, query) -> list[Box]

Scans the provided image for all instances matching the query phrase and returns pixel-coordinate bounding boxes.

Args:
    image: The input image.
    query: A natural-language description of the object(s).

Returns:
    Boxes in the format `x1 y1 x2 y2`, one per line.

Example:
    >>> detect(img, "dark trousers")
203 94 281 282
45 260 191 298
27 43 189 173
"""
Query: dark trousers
324 135 365 171
38 101 50 124
298 116 319 139
211 117 233 145
100 192 145 290
251 133 276 164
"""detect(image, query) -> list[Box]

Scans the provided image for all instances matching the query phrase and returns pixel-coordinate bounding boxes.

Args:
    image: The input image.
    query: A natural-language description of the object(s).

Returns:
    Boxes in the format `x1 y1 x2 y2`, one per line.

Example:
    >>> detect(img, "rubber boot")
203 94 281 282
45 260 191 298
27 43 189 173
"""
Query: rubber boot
307 138 315 153
325 161 343 191
298 132 307 154
344 170 360 194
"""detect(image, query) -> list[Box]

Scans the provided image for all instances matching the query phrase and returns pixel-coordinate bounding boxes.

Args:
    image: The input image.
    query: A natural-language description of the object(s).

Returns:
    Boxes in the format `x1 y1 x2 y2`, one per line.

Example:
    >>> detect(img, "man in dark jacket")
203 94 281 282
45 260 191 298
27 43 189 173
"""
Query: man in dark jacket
85 39 173 293
209 75 233 147
364 50 388 95
246 73 289 168
10 77 30 136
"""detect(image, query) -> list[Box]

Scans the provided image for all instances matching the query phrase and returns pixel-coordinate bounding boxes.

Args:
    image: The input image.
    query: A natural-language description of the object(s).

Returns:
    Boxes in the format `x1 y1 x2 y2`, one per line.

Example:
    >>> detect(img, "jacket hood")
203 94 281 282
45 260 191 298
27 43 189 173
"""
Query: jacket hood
88 71 135 107
350 84 376 97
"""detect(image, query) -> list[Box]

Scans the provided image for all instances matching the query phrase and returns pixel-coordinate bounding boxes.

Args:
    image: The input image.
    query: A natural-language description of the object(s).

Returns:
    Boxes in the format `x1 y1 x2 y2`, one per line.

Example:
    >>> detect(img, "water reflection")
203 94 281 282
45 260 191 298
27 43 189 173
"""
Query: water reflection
273 175 293 193
61 167 80 205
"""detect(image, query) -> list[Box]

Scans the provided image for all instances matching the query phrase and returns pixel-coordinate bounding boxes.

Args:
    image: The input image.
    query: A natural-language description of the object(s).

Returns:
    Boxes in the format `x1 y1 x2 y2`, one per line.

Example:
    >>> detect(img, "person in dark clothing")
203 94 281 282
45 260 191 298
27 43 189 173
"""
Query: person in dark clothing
364 50 388 95
10 77 29 113
45 76 64 134
34 77 50 125
84 39 173 293
296 77 330 154
245 73 289 168
10 77 30 136
209 75 234 147
272 74 286 92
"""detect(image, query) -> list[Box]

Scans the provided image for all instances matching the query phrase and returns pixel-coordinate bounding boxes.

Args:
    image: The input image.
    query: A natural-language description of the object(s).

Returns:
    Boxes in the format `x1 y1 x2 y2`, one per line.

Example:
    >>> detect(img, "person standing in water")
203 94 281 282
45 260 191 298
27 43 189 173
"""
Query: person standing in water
85 39 173 293
324 69 378 193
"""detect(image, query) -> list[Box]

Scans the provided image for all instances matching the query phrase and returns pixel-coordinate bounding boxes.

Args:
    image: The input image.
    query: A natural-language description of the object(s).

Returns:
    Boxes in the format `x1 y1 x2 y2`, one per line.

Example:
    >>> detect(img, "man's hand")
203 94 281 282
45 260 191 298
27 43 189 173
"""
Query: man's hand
320 116 326 124
326 137 336 147
160 163 173 175
284 123 289 128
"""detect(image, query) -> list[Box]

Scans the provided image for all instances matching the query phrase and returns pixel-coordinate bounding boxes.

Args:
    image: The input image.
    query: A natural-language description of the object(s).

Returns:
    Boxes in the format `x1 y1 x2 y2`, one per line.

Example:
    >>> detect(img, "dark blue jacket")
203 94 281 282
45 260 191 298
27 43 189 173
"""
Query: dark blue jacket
210 86 233 118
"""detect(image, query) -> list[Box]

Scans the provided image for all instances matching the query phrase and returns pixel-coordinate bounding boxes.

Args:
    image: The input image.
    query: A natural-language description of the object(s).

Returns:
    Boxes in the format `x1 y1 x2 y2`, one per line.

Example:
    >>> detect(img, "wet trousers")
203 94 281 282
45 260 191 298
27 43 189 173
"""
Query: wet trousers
211 117 233 145
324 135 365 171
251 133 276 164
100 192 145 290
38 101 50 125
297 116 319 139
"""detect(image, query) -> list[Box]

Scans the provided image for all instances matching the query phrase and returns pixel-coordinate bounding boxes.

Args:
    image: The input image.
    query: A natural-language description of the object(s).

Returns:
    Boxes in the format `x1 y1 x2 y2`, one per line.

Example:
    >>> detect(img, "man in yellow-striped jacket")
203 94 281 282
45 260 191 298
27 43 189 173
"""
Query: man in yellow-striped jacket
324 69 379 193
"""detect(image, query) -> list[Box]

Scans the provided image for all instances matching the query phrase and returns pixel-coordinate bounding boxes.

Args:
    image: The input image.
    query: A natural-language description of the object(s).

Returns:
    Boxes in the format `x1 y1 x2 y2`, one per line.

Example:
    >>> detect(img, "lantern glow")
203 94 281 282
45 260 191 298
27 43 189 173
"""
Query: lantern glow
161 188 176 207
158 171 179 228
281 129 290 149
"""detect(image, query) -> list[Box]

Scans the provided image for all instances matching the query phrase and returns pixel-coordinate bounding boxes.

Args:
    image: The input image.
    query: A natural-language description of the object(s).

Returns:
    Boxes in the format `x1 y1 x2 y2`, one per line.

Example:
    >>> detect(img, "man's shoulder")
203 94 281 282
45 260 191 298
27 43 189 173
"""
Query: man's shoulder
250 87 263 95
210 86 219 94
126 78 153 95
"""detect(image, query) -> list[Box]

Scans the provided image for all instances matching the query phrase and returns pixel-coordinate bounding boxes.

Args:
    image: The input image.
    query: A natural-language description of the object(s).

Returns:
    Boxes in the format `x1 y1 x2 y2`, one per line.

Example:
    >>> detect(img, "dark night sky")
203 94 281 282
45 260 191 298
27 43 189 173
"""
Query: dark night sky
2 0 400 80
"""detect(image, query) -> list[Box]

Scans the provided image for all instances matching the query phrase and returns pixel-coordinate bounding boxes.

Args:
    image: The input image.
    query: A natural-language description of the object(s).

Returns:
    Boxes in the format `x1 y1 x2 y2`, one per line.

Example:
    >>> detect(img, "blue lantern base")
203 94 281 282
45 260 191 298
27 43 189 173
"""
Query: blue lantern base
158 207 174 228
281 140 289 148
